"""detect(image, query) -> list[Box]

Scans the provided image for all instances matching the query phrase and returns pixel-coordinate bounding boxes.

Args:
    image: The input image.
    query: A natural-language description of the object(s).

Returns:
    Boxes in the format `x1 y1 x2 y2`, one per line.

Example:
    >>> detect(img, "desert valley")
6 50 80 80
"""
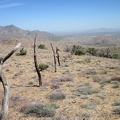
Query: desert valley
0 25 120 120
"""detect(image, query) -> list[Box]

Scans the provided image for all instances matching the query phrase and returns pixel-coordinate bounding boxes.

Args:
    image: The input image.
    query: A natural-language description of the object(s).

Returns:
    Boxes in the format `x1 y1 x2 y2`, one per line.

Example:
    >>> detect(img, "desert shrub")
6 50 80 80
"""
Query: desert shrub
84 58 91 63
78 86 98 95
16 48 27 55
100 77 111 85
112 85 119 89
59 76 73 82
111 76 120 82
46 103 59 109
51 75 73 83
92 76 101 83
112 102 120 106
87 47 98 56
112 101 120 115
82 69 97 75
28 82 34 85
73 83 99 96
98 52 104 57
39 63 49 71
80 103 96 110
47 91 66 100
113 107 120 115
71 45 85 55
38 44 45 49
50 83 60 89
112 54 119 59
64 45 71 52
20 103 55 117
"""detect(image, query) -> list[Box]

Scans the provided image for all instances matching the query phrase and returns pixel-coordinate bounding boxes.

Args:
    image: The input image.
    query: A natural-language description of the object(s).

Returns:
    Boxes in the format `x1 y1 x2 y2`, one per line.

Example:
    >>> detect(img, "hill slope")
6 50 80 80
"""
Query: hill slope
0 25 55 41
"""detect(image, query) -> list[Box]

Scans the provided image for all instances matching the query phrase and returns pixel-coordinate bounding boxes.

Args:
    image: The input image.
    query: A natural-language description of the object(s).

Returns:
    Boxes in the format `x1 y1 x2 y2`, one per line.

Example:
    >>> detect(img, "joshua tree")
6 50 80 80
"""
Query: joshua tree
0 43 21 120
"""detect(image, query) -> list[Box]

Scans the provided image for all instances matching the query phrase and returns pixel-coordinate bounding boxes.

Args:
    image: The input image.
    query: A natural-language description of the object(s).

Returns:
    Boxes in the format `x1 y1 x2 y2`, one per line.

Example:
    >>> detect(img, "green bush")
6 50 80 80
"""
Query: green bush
20 103 55 117
87 48 98 56
112 85 119 89
112 54 119 59
39 64 49 71
38 44 45 49
16 48 27 56
71 45 85 55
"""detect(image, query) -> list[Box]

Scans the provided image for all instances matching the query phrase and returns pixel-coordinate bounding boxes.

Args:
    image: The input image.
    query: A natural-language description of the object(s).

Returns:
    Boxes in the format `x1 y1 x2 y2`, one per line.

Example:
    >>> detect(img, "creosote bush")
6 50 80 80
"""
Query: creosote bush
47 91 66 100
16 48 27 56
112 101 120 115
113 107 120 115
71 45 85 55
87 47 98 56
112 54 119 59
20 103 55 117
39 63 49 71
38 44 46 49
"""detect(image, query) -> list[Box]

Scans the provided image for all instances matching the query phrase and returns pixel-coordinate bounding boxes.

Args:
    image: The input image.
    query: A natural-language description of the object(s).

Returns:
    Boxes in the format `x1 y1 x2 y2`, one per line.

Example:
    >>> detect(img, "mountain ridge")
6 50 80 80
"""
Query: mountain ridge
0 24 56 41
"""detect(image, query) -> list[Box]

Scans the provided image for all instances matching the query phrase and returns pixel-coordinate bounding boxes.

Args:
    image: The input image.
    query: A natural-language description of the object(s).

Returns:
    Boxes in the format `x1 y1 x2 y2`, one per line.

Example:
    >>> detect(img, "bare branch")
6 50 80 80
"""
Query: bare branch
2 43 21 64
34 35 42 87
0 43 20 120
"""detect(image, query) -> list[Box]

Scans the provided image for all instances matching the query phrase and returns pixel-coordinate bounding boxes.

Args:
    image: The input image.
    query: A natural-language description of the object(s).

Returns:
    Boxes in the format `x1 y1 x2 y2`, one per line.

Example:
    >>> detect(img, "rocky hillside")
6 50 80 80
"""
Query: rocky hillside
0 25 56 41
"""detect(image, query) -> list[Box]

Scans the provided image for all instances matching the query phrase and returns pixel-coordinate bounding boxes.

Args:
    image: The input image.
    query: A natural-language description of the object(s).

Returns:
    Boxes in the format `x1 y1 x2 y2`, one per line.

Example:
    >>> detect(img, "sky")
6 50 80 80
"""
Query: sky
0 0 120 33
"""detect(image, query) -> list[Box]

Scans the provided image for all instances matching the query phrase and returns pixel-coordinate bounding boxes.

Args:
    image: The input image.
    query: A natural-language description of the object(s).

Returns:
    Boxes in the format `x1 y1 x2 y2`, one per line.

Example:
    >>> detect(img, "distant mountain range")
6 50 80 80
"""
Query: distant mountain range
0 25 56 41
82 28 120 35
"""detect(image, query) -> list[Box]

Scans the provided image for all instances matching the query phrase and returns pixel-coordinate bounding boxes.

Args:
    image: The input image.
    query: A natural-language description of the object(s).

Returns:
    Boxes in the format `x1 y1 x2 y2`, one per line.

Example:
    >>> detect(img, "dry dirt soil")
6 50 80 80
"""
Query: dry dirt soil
0 39 120 120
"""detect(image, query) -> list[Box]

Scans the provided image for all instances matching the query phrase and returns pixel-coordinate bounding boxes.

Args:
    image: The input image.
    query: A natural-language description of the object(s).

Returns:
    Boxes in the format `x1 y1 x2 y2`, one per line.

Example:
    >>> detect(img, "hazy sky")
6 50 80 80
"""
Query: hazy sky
0 0 120 33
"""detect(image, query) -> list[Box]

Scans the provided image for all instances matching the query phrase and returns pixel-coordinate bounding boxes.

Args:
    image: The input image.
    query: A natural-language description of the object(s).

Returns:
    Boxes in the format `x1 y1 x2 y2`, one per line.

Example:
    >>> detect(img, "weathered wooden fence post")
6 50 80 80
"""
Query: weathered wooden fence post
50 43 57 72
34 35 42 87
56 47 60 66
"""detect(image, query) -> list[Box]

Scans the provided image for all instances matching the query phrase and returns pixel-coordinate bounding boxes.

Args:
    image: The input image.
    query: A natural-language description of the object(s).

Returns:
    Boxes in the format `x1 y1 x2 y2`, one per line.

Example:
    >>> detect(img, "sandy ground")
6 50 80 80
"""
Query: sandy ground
0 39 120 120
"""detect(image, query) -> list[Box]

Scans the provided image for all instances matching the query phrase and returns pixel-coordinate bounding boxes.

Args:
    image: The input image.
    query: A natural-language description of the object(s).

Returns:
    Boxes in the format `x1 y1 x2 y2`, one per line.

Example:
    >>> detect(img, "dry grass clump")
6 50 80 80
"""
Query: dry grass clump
50 83 60 89
46 91 66 100
92 76 101 83
51 75 73 83
112 102 120 106
80 103 96 110
111 76 120 82
81 69 97 76
73 83 99 96
112 84 119 89
20 102 56 117
9 95 27 109
59 75 73 82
